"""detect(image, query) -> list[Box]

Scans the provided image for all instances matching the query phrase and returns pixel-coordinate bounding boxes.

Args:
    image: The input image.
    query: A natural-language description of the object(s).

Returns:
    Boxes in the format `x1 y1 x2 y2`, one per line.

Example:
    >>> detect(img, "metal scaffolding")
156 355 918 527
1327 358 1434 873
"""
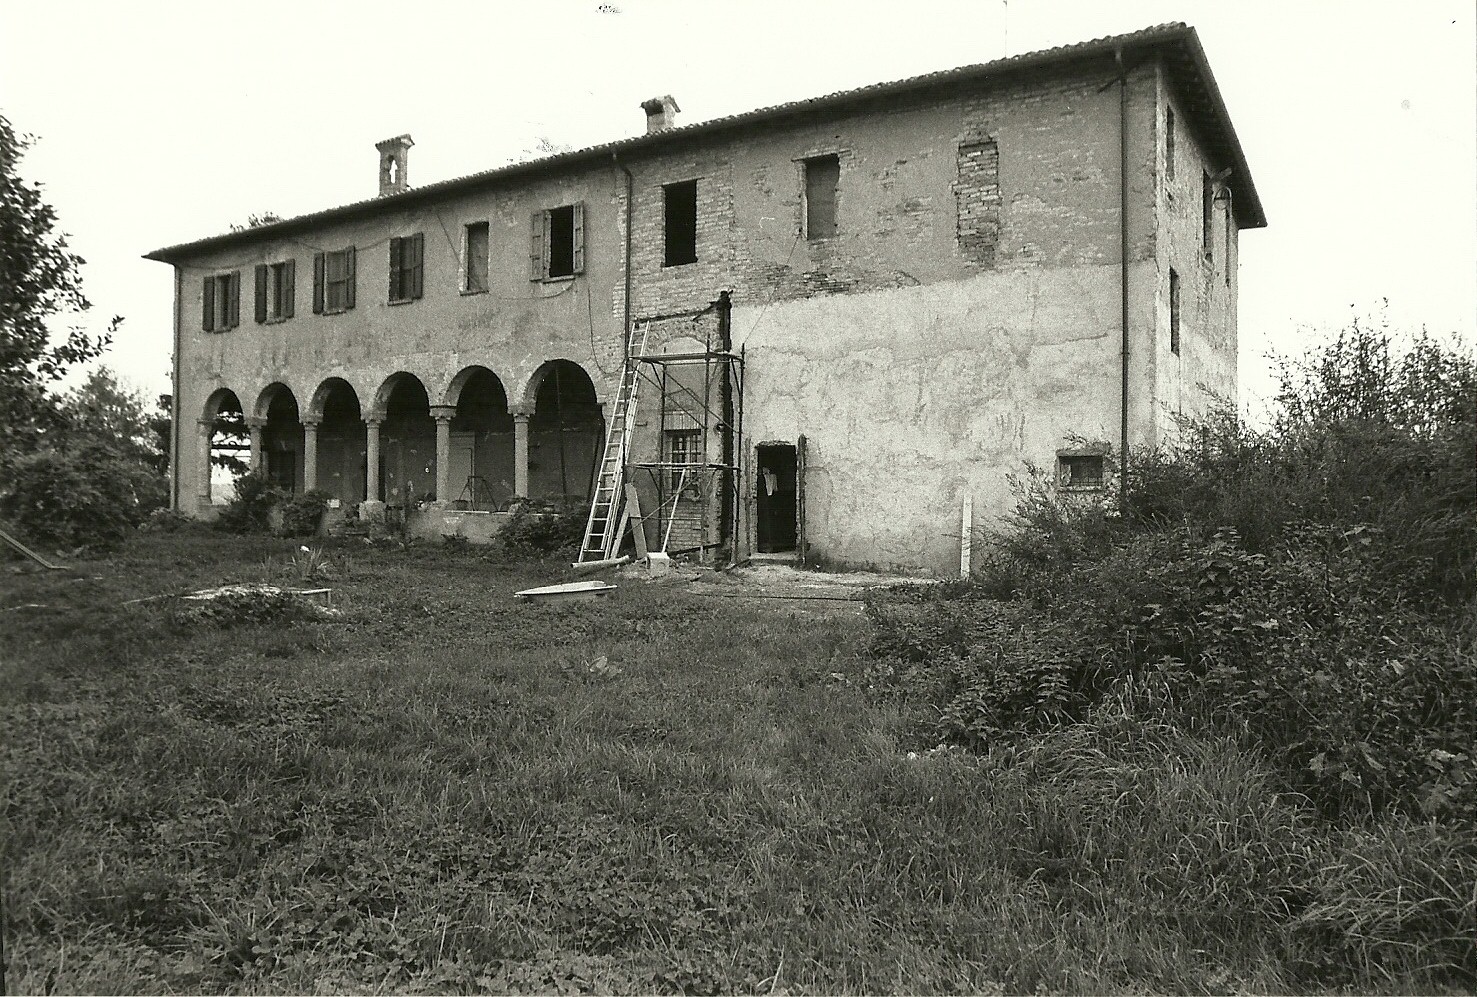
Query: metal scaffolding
629 291 745 562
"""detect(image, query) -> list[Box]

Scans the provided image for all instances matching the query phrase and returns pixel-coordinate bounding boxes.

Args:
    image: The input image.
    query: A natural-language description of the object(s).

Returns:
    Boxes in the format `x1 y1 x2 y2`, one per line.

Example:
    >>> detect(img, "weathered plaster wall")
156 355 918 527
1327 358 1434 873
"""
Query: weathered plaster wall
1152 61 1239 436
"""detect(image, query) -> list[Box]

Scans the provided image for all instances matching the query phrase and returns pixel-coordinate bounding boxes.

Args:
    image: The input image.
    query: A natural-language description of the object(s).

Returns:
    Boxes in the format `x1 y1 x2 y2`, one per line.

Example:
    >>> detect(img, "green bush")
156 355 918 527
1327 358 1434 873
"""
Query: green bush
0 441 166 550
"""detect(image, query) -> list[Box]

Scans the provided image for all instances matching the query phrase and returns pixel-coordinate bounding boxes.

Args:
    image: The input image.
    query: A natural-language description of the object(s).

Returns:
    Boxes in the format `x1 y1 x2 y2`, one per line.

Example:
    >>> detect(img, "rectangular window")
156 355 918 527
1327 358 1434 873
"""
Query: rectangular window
202 272 239 332
665 428 702 491
663 179 698 266
463 221 489 293
1165 105 1175 182
1169 267 1181 355
1202 172 1214 260
313 247 356 314
804 154 839 240
389 233 424 303
530 203 585 280
254 260 295 323
1058 455 1104 489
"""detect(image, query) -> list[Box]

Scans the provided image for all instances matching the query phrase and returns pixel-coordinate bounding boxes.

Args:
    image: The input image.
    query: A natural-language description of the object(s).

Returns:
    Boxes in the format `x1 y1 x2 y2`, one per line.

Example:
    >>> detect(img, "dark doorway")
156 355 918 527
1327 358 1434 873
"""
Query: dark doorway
756 443 798 553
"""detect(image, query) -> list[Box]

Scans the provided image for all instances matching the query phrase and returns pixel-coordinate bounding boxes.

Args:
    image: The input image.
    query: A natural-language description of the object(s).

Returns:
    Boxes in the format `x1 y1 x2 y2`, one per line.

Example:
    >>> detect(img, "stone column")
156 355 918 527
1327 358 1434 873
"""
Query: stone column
431 405 456 505
195 419 213 511
512 406 532 499
302 419 320 493
246 417 266 474
361 417 385 521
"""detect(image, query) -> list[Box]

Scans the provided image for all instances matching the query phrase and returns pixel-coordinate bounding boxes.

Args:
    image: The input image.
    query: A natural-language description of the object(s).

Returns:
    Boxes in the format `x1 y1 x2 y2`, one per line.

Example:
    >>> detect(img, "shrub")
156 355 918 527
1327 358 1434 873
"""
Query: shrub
0 441 167 550
278 489 333 537
489 500 585 561
213 472 277 534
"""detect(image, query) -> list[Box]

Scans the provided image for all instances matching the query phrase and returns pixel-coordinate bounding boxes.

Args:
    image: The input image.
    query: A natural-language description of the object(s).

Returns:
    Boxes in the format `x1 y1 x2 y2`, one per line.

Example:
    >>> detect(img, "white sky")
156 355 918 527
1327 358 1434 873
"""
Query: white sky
4 0 1474 414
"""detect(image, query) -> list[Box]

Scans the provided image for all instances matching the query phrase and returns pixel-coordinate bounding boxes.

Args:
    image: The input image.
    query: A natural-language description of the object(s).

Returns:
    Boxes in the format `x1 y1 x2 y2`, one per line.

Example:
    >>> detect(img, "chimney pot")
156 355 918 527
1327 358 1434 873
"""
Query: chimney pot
641 96 680 135
375 134 414 197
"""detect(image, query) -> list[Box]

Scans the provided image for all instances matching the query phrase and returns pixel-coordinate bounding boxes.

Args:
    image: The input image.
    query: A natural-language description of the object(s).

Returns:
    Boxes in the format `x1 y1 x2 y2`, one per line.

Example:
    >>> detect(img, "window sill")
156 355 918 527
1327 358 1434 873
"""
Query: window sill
1059 483 1105 493
388 297 419 306
320 308 349 316
662 259 697 269
541 274 577 284
264 316 289 326
460 287 488 297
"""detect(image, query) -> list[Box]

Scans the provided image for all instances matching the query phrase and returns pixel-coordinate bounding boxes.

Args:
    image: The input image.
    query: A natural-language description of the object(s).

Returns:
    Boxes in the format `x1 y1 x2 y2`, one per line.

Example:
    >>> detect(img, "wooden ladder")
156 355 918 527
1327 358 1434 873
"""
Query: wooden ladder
577 322 650 562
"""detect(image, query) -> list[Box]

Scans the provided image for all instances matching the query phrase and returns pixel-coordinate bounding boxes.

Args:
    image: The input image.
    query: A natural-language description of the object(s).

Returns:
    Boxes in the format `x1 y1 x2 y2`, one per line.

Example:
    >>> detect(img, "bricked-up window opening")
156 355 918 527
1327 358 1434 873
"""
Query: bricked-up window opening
1058 455 1104 489
1165 106 1175 182
464 222 489 293
663 180 698 266
955 139 1001 266
389 233 424 303
1202 172 1214 260
313 247 356 314
202 272 239 332
665 428 702 490
531 203 584 280
255 261 295 323
1170 267 1181 355
804 154 839 240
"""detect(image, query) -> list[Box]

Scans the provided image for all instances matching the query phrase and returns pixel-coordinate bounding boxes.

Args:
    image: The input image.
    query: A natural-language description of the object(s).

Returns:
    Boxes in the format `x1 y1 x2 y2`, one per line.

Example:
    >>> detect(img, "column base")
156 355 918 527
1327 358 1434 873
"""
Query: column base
358 500 387 523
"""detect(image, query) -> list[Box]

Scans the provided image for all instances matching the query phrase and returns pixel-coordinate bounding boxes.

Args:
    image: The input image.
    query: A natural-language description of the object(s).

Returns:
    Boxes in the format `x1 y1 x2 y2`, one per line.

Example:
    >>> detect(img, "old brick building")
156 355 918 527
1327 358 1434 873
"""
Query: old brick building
146 23 1263 574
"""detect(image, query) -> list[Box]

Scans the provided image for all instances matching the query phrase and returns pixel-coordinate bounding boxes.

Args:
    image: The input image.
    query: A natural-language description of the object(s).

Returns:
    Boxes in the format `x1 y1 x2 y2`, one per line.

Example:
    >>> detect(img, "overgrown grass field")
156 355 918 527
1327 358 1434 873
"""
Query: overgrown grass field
2 530 1472 994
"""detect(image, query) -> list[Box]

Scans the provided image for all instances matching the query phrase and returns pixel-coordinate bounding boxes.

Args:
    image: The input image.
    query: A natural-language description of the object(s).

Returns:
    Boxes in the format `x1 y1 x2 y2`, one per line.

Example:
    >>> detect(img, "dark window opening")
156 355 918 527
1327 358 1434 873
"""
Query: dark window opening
1165 105 1175 182
1169 267 1181 355
804 154 839 240
548 205 575 277
389 233 424 303
663 179 698 266
1058 455 1104 489
464 221 489 293
1202 172 1214 260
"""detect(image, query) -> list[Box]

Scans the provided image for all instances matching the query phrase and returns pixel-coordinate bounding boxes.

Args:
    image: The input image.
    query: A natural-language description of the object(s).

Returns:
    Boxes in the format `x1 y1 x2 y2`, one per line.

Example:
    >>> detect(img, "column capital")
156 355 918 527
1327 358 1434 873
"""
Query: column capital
363 414 383 428
301 417 321 430
246 416 267 430
430 405 457 422
510 405 533 420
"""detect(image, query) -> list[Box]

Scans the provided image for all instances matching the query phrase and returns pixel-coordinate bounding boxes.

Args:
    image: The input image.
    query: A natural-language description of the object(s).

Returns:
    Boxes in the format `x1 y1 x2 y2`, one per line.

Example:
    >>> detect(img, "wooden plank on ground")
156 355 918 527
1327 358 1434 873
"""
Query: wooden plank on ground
0 526 67 570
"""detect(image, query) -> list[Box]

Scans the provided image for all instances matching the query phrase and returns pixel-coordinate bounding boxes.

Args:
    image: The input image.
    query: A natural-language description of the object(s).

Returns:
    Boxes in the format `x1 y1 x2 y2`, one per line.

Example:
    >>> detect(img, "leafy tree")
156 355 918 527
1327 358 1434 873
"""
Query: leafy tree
228 211 283 232
0 112 114 452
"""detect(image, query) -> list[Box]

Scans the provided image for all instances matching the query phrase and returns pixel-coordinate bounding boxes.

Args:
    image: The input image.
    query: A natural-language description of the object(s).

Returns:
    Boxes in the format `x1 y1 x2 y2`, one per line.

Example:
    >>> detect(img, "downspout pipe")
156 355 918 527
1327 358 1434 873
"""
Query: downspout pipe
613 152 634 358
1115 47 1131 519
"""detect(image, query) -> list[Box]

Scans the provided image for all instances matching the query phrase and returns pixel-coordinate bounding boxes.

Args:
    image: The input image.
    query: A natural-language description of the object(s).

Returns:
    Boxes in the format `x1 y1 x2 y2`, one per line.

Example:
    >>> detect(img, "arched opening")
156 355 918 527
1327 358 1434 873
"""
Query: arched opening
311 378 365 505
445 366 514 510
376 372 436 507
201 389 247 505
527 360 603 503
256 383 302 494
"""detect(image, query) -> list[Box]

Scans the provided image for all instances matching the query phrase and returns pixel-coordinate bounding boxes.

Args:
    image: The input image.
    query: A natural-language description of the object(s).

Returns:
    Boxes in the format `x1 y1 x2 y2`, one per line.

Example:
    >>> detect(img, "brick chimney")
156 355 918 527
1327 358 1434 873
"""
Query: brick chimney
375 134 413 197
640 96 680 135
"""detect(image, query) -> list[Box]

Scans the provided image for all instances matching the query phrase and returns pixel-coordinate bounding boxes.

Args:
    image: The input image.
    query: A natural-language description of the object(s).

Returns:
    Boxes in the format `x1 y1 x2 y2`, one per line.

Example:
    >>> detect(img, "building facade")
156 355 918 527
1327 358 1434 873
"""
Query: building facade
146 23 1263 575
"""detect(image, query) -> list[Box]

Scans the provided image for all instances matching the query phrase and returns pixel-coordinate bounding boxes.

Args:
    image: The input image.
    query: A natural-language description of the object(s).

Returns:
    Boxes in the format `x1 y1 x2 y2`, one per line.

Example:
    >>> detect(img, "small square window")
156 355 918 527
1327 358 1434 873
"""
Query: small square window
464 221 489 293
1058 455 1104 489
804 154 839 240
663 179 697 267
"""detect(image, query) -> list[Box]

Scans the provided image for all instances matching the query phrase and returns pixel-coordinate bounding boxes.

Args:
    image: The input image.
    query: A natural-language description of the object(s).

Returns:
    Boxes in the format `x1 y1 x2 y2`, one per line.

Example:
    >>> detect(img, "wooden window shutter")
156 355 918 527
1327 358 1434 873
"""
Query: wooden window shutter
388 237 401 300
225 272 240 329
410 233 424 299
529 211 545 280
572 202 585 274
283 259 296 318
344 247 356 309
202 276 215 332
254 264 268 323
313 253 325 314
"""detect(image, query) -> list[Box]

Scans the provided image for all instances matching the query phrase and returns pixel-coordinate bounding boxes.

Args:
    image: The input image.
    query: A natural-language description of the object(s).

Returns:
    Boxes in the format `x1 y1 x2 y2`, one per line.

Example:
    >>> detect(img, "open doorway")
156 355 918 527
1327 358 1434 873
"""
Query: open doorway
756 443 798 553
